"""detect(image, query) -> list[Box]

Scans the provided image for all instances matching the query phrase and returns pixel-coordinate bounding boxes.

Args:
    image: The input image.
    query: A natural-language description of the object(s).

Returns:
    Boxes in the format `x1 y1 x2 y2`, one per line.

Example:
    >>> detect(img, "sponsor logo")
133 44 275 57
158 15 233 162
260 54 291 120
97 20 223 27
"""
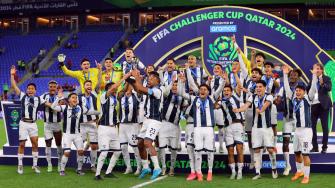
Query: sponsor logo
10 110 19 130
207 36 238 68
210 25 237 33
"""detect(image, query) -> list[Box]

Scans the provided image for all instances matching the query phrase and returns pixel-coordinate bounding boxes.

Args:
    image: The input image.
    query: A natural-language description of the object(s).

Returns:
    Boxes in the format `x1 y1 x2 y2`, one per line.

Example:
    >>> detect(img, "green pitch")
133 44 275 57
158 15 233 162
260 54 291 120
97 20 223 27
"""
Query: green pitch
0 165 333 188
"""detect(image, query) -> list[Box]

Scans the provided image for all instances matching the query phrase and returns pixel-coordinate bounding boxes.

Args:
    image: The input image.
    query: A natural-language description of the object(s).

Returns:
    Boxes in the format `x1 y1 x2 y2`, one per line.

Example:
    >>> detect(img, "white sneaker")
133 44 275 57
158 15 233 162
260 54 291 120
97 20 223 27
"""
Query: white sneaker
32 166 41 174
161 167 166 176
249 162 255 170
252 173 261 180
236 172 242 180
123 168 133 174
272 169 278 179
283 166 291 176
17 165 23 174
230 172 236 179
134 168 141 175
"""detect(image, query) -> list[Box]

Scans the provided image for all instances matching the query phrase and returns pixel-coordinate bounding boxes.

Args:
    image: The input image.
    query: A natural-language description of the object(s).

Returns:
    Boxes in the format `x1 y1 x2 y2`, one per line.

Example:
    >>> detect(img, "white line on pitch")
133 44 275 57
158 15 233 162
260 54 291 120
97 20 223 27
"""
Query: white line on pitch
130 175 168 188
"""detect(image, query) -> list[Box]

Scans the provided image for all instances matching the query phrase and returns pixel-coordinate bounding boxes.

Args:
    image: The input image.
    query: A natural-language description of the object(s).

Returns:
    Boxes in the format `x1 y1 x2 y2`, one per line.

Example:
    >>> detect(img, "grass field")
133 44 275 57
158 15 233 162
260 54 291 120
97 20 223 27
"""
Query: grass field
0 165 333 188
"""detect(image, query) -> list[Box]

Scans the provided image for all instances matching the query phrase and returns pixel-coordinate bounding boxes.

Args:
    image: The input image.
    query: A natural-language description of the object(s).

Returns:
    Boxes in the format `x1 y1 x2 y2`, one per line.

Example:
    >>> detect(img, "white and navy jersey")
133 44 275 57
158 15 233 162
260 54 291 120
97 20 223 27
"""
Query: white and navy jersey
261 75 279 95
59 105 83 134
161 70 178 86
185 67 208 91
229 72 245 89
40 93 61 123
221 95 243 126
122 60 145 75
188 96 215 127
210 75 225 97
247 94 273 128
99 92 118 126
277 87 294 120
120 93 140 123
292 95 312 128
143 86 164 121
162 92 185 125
78 92 98 123
20 92 45 121
242 77 257 103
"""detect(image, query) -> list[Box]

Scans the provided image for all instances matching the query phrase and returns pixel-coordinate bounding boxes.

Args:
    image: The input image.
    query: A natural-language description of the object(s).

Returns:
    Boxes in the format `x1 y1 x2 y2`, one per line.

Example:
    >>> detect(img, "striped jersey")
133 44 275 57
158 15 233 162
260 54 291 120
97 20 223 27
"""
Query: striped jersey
78 91 98 122
20 92 45 121
261 75 279 95
221 95 243 126
188 96 215 127
143 86 164 121
185 67 207 91
292 95 312 128
247 94 273 128
40 92 61 123
122 60 145 75
162 92 186 125
161 70 178 86
59 105 83 134
99 92 118 126
120 92 140 123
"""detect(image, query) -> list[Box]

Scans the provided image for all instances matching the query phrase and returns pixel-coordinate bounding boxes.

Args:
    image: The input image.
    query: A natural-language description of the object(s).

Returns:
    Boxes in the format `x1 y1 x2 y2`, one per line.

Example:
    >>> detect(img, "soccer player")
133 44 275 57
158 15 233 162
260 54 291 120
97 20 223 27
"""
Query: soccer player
241 68 262 170
283 65 316 184
276 67 303 175
159 79 187 176
208 64 227 153
50 91 100 176
184 55 208 90
233 80 278 180
11 66 49 174
251 51 266 70
122 48 145 75
101 57 123 91
158 58 179 87
119 83 142 175
40 80 63 172
130 70 164 180
58 54 102 93
179 72 223 181
221 85 244 180
95 74 130 180
78 80 100 172
262 62 280 150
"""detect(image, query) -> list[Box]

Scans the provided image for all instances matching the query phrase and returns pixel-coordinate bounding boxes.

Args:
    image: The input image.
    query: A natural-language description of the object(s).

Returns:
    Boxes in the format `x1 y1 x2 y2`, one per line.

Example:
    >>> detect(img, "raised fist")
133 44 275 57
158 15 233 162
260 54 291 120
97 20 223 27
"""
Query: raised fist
10 65 16 76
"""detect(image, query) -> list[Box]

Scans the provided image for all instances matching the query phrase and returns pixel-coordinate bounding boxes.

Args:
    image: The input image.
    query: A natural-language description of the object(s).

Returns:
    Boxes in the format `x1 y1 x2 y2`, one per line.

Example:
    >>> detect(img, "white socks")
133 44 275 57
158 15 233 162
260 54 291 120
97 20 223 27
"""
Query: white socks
195 152 202 174
45 147 52 166
159 148 166 169
90 149 97 167
150 155 160 170
18 153 23 166
132 147 141 170
296 162 303 173
254 152 261 174
32 151 38 167
106 151 121 174
57 146 63 165
121 144 131 169
284 152 290 168
269 153 277 170
207 152 214 173
303 166 310 178
142 159 149 169
60 155 68 171
95 151 108 176
170 150 177 170
187 146 195 173
77 154 84 171
237 163 243 174
229 163 236 174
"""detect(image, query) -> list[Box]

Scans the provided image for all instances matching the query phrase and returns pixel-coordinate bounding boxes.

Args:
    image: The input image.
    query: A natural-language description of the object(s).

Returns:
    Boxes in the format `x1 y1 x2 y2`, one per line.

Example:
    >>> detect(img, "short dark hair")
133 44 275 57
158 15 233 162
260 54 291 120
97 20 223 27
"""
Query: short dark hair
199 83 210 92
264 62 274 68
214 64 222 69
295 84 306 91
252 68 263 75
27 83 36 89
149 71 160 82
68 92 78 98
224 84 233 91
289 68 302 77
167 58 175 63
84 80 92 85
105 82 114 91
81 58 90 65
147 64 155 69
104 57 113 62
126 48 134 52
256 80 267 87
255 52 266 59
